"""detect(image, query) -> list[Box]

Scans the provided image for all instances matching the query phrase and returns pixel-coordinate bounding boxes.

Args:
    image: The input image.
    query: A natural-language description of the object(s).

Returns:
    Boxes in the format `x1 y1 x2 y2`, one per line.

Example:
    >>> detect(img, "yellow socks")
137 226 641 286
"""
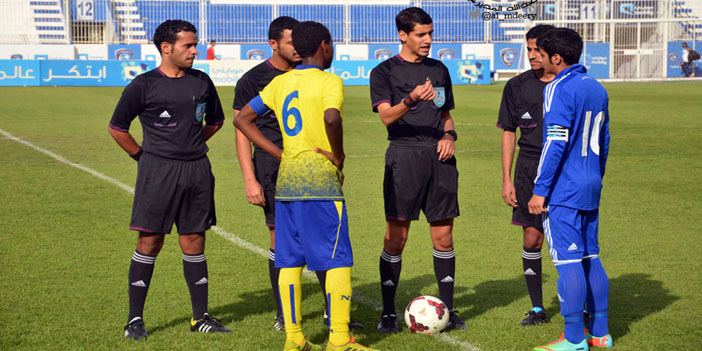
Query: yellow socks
326 267 352 346
279 266 305 345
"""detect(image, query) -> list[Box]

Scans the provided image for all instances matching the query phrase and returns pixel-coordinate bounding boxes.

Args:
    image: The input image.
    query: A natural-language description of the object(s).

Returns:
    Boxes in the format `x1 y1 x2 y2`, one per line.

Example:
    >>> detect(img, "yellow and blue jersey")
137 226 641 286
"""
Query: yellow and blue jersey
249 65 344 201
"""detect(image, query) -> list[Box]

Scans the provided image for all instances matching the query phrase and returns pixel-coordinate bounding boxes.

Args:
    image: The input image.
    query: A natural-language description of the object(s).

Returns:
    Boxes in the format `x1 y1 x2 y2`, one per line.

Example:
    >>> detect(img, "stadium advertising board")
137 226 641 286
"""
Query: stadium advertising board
0 59 489 87
667 41 702 78
368 44 401 61
581 43 610 79
0 60 40 86
108 44 142 61
0 60 155 86
450 59 490 85
191 60 260 85
613 0 658 19
0 44 75 60
327 60 376 86
240 44 272 60
328 59 490 86
432 44 463 61
493 43 525 70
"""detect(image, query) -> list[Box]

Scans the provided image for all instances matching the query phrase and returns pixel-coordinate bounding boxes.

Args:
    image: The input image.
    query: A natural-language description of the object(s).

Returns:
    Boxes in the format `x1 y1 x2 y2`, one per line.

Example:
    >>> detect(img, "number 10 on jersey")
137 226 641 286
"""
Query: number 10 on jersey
582 110 604 157
282 91 302 136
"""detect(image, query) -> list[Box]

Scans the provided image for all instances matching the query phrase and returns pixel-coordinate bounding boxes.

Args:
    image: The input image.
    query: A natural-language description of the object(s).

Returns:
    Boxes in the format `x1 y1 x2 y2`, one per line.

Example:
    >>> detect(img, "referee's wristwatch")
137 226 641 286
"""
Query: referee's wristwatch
443 130 457 141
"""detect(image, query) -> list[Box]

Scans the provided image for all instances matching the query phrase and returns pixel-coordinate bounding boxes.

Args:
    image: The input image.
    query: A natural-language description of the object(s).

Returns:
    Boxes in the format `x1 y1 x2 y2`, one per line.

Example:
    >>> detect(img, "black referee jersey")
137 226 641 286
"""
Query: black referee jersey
109 68 225 160
370 55 455 144
496 69 548 157
232 59 286 153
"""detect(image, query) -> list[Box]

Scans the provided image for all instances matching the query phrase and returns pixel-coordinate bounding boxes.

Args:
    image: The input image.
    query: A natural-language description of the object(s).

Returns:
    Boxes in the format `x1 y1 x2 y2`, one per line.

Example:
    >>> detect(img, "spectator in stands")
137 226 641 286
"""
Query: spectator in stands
679 42 698 77
207 40 219 60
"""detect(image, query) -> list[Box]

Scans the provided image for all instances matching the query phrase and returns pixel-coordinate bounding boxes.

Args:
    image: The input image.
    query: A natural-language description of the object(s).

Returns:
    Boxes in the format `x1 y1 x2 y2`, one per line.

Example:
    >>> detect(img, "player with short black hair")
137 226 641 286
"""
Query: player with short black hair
233 15 301 332
233 16 363 333
395 6 432 34
235 21 376 351
498 24 555 326
152 19 197 54
537 28 583 66
529 27 612 350
370 7 466 333
109 19 230 341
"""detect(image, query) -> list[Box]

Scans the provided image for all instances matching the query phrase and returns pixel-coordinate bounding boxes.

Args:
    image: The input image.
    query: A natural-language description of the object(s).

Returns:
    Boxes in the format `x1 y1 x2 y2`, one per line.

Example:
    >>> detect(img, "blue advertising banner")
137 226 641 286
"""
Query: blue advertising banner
327 59 490 86
580 43 610 79
0 60 40 86
108 44 142 60
432 44 462 61
195 44 208 60
326 60 375 86
449 59 490 85
613 0 658 19
240 44 272 60
40 60 154 86
667 41 702 78
494 43 524 70
0 59 489 87
368 44 399 61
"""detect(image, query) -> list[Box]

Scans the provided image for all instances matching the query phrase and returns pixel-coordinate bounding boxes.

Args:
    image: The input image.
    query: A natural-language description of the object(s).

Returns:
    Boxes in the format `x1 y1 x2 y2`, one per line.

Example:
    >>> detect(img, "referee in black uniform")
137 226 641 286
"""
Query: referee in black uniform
370 7 466 333
108 20 230 340
497 24 555 326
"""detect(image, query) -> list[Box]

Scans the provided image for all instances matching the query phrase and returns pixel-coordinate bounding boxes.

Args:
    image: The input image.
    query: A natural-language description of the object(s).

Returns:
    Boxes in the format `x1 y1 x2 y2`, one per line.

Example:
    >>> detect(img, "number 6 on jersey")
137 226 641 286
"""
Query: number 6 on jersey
282 91 302 136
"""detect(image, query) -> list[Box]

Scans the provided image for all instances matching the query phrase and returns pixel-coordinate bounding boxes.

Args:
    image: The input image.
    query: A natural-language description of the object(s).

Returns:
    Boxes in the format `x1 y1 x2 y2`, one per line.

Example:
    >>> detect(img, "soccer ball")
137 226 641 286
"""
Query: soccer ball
404 295 449 335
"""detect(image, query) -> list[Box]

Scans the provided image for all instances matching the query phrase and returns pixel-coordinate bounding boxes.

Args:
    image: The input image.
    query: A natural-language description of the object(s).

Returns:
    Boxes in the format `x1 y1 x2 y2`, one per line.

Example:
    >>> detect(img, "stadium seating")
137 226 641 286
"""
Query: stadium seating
115 0 148 43
31 0 69 43
129 2 491 44
674 1 702 38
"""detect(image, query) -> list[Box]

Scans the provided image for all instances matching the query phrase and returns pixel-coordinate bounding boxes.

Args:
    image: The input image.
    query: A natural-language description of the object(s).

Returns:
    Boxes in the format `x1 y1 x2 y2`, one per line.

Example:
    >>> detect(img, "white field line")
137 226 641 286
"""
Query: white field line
0 127 480 351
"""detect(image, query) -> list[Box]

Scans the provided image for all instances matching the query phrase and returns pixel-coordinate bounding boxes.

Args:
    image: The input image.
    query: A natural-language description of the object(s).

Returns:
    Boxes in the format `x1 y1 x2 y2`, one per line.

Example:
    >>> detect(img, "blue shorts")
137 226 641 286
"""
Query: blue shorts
275 200 353 271
543 205 600 266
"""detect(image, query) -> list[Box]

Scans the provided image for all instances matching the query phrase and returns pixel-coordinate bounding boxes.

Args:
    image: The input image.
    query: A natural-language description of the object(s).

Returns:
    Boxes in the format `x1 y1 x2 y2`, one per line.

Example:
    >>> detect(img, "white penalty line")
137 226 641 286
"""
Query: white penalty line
1 127 479 351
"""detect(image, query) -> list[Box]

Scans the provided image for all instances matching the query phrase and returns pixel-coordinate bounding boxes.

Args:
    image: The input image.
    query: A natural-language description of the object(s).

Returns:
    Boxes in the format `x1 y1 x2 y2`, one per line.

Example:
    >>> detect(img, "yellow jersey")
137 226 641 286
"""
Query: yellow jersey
257 65 344 201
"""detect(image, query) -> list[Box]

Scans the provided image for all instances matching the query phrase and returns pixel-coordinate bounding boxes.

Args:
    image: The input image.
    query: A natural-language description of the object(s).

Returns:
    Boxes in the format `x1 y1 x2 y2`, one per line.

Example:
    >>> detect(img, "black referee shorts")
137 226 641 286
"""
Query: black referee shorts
253 151 280 228
130 153 216 234
512 153 543 231
383 143 459 223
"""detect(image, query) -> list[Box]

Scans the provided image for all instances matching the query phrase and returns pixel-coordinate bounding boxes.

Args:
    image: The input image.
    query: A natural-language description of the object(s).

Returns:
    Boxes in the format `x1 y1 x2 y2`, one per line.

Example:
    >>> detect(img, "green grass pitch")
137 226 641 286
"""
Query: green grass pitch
1 82 701 350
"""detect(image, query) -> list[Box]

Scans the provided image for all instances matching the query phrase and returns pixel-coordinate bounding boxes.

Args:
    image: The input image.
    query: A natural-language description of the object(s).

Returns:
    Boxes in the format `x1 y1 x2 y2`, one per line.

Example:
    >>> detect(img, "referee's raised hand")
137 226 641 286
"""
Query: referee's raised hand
410 79 437 101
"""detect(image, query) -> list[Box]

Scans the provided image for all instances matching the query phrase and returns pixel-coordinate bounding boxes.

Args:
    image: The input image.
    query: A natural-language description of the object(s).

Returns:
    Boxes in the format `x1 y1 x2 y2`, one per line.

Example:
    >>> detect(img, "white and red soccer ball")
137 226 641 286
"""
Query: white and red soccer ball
404 295 449 335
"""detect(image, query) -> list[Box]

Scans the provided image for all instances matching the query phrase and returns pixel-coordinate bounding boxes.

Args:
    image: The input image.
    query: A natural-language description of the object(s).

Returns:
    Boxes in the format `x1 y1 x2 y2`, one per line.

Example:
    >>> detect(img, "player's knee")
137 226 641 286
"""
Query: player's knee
180 233 206 254
430 230 453 251
384 236 406 254
523 227 544 249
137 236 164 256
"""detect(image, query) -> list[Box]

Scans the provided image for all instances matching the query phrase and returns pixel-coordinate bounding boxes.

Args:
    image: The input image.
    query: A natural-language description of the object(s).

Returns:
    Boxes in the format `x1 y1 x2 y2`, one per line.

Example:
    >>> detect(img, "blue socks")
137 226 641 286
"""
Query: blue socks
556 262 587 344
583 256 610 337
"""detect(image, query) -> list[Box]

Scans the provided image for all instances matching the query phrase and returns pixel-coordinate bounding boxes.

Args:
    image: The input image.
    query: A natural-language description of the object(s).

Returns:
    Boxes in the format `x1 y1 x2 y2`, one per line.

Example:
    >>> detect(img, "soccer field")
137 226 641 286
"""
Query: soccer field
1 82 701 351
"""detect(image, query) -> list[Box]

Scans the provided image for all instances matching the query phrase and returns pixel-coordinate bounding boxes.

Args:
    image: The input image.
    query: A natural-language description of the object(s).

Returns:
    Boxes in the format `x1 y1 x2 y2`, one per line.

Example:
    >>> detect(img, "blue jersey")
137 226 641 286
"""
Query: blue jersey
534 64 610 210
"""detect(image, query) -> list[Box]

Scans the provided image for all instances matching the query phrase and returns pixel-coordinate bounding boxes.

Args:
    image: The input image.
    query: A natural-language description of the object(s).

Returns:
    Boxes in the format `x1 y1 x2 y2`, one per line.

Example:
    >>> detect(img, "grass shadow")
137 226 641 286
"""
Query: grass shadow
343 274 438 345
453 275 531 320
148 281 321 335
